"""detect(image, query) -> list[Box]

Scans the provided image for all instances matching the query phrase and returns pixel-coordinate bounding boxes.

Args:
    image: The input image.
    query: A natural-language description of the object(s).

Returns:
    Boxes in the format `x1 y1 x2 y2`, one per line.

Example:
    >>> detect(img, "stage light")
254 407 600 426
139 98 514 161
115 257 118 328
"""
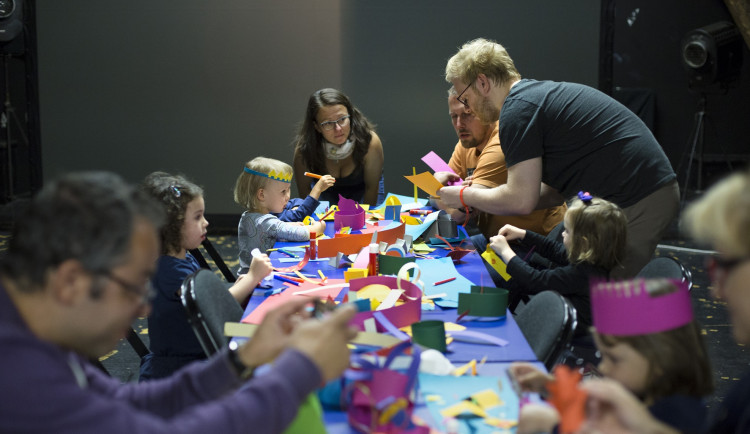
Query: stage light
681 21 743 91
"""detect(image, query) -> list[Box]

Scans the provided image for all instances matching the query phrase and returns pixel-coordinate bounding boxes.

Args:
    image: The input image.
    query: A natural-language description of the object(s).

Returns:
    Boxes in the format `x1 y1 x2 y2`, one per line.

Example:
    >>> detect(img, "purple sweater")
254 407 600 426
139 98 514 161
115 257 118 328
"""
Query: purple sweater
0 283 322 433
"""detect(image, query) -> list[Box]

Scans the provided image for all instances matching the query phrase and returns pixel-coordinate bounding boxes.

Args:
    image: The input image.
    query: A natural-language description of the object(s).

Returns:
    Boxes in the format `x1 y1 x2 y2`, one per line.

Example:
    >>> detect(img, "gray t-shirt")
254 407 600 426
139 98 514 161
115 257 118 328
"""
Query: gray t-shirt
237 212 309 273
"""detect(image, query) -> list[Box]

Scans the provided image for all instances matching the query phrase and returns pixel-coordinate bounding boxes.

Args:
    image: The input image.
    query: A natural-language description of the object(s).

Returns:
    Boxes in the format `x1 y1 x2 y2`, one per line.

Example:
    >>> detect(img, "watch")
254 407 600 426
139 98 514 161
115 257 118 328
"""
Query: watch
227 345 255 380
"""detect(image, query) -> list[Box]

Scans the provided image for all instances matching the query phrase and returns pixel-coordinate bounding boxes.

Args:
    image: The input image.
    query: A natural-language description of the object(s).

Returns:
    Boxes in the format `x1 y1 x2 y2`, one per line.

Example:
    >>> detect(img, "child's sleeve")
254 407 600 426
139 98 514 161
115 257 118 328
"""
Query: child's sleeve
276 196 320 222
274 220 311 242
522 231 569 265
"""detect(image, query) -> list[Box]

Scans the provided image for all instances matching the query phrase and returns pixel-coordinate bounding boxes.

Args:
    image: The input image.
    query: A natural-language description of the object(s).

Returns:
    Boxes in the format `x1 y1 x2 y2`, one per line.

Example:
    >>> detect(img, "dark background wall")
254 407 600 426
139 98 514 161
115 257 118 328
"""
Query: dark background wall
2 0 748 221
25 0 599 216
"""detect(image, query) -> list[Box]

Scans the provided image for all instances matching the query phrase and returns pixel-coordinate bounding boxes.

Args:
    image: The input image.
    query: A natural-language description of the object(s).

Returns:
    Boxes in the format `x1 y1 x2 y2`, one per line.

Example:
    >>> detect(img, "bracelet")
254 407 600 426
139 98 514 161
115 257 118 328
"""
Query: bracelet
459 186 471 211
228 346 255 380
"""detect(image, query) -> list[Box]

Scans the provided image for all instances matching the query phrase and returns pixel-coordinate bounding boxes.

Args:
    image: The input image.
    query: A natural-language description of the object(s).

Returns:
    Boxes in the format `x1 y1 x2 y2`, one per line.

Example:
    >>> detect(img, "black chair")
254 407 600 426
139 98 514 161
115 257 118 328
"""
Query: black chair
514 291 578 371
181 269 244 356
636 256 693 290
189 238 237 283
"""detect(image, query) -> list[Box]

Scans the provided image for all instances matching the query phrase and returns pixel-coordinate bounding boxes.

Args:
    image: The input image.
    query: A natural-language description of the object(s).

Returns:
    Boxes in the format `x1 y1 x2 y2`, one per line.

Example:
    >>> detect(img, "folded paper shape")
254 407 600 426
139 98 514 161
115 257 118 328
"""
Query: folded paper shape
349 275 423 332
335 196 366 231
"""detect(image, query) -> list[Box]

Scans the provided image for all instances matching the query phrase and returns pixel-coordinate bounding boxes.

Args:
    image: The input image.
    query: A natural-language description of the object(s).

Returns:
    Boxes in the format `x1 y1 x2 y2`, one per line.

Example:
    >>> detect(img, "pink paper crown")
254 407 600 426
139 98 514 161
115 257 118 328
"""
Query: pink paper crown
591 278 694 336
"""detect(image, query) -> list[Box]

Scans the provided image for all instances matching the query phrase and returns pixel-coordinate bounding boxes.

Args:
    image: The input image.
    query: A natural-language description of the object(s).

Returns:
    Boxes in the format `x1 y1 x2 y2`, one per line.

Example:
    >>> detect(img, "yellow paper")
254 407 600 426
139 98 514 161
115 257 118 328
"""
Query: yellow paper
400 215 422 225
412 167 418 203
411 242 435 253
404 171 445 197
440 401 487 418
481 247 512 281
344 268 369 282
471 389 502 410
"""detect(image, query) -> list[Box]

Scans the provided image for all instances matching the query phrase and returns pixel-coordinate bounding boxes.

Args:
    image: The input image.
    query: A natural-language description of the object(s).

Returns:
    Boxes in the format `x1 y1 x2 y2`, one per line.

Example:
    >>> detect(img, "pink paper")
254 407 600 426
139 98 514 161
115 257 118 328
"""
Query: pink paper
421 151 463 186
242 279 347 324
335 195 366 231
349 275 422 331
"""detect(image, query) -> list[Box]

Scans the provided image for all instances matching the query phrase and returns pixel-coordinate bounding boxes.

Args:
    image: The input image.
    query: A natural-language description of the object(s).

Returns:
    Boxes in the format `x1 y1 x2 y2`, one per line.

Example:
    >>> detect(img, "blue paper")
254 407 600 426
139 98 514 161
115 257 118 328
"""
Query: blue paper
415 257 473 308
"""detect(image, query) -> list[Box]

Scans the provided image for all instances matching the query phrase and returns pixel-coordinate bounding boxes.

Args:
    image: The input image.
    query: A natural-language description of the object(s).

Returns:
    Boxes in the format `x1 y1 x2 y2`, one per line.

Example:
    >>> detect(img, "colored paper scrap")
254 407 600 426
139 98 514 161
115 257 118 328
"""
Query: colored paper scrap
241 280 347 324
404 171 445 197
349 275 423 332
481 246 512 281
345 268 369 282
404 210 442 241
411 320 447 352
335 196 366 231
373 193 427 212
282 393 326 434
378 254 416 276
419 373 519 434
421 151 463 185
547 365 587 434
457 286 509 318
414 257 473 308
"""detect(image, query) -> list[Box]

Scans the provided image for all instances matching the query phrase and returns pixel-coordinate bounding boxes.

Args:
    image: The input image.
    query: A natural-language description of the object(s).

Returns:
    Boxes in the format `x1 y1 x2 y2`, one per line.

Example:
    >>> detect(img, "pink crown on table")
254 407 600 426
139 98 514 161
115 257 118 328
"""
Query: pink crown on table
591 278 693 336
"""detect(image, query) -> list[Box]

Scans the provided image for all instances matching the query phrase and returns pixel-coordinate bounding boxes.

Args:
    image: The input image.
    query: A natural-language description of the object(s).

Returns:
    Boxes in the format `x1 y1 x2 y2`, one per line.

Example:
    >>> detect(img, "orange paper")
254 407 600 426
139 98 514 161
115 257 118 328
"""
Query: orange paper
404 171 445 197
546 365 587 434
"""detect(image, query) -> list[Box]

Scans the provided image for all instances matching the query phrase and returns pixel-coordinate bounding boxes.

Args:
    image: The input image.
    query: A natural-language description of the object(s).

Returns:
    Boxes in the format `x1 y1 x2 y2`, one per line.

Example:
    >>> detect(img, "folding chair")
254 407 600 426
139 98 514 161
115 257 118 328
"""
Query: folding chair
514 291 578 371
636 256 693 290
189 237 237 283
180 269 244 356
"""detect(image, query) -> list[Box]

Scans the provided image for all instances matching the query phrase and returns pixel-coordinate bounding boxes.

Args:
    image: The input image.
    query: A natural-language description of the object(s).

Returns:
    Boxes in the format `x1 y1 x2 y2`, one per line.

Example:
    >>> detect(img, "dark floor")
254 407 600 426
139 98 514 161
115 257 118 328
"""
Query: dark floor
1 225 747 411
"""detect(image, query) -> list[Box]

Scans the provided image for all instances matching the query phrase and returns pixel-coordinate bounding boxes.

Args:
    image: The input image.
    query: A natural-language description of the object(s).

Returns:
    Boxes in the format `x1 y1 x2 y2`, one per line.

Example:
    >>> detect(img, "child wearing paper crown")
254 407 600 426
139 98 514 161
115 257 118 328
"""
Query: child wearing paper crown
489 192 626 334
234 157 328 273
509 278 713 434
138 172 273 381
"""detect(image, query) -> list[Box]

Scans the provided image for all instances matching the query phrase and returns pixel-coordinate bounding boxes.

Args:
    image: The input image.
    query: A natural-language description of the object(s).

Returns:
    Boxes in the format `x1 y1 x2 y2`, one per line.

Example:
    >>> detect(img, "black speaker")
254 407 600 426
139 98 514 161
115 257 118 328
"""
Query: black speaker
681 21 743 91
0 0 22 43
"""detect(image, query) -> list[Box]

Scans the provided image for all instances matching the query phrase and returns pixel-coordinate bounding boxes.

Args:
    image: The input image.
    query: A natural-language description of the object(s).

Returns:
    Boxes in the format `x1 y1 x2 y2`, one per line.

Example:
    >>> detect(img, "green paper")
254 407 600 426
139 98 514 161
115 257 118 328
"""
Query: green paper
412 320 447 352
283 393 326 434
457 287 508 317
378 254 416 276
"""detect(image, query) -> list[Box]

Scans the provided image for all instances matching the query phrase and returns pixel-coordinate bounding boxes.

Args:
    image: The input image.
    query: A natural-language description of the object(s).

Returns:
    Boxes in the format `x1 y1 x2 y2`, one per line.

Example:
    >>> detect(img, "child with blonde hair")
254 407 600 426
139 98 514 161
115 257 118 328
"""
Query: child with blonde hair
510 278 713 433
489 192 627 334
234 157 328 273
139 171 273 380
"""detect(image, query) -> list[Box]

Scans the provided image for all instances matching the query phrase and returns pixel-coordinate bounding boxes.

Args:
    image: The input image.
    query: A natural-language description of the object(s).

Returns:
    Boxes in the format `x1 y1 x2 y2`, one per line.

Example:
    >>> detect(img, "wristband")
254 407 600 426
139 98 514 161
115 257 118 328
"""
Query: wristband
459 186 470 211
228 345 255 380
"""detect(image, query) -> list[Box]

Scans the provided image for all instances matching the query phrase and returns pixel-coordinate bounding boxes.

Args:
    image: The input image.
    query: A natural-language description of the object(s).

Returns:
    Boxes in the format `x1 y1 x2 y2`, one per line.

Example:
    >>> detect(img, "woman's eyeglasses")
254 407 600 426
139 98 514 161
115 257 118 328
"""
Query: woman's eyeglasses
319 115 351 132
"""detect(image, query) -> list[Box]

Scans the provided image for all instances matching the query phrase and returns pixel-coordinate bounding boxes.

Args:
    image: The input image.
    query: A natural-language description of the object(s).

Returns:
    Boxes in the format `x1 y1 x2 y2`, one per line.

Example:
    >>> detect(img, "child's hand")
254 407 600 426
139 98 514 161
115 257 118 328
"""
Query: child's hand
489 233 512 257
310 175 336 199
310 220 326 236
498 224 526 241
518 403 560 434
248 253 273 280
509 362 555 394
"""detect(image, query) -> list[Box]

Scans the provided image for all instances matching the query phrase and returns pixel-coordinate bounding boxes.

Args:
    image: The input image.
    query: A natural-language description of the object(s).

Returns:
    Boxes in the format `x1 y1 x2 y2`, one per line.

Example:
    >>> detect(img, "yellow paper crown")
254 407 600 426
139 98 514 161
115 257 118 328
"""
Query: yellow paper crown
244 167 293 183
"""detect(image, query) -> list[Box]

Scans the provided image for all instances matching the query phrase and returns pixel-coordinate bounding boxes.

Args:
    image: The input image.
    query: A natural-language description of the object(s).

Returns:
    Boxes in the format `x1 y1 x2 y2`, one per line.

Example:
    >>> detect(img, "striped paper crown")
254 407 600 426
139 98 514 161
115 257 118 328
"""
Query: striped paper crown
591 278 693 336
243 167 293 183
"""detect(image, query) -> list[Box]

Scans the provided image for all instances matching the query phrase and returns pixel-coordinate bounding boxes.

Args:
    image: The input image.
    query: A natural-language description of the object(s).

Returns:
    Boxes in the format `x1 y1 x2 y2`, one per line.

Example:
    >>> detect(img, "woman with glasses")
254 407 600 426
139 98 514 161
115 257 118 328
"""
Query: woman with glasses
292 88 384 206
580 168 750 434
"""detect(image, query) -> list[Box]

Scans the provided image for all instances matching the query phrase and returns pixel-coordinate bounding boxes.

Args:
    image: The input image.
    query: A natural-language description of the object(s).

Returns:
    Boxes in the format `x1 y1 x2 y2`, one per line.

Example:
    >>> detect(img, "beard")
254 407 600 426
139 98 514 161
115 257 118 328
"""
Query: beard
459 133 479 149
475 95 500 124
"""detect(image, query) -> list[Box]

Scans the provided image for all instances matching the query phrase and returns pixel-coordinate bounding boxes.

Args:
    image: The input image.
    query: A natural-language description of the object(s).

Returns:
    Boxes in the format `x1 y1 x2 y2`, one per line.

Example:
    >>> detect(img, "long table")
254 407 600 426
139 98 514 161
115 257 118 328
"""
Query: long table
239 219 539 432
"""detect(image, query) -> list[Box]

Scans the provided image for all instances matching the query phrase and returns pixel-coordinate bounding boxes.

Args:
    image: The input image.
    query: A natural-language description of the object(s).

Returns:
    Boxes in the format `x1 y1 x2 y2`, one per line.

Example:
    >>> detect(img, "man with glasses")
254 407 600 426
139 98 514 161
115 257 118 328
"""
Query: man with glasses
431 88 565 240
0 171 357 433
439 38 679 278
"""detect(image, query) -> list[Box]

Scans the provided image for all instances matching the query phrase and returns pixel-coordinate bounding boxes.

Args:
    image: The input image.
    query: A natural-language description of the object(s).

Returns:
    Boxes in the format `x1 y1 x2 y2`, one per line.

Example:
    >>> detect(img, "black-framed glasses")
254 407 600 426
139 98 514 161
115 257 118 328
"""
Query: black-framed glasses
319 115 351 132
456 80 475 108
101 271 155 306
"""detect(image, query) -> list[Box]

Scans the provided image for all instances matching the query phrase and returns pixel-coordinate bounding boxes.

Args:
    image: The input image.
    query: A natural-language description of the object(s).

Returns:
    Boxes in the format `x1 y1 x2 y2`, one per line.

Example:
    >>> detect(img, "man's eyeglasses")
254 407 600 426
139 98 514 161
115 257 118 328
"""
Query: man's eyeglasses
319 115 351 132
707 256 749 281
456 80 475 108
102 271 155 306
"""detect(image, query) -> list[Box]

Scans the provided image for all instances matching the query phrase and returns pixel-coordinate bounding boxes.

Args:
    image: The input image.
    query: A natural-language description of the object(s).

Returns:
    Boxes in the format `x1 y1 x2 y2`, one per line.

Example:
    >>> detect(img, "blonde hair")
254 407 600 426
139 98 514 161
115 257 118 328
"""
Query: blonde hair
445 38 522 89
594 279 713 402
682 169 750 257
233 157 293 213
566 196 627 271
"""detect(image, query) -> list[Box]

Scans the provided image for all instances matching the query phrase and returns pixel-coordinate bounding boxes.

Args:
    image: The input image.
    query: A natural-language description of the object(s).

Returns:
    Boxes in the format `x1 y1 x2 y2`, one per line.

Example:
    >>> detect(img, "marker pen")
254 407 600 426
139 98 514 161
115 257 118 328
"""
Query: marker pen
409 209 433 215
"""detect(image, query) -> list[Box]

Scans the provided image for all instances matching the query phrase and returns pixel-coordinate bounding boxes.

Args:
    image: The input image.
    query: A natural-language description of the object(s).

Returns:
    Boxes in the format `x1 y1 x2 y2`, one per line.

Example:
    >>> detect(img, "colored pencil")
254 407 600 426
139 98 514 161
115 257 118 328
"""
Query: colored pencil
273 274 300 286
434 277 456 286
304 172 323 179
317 208 335 221
278 248 298 258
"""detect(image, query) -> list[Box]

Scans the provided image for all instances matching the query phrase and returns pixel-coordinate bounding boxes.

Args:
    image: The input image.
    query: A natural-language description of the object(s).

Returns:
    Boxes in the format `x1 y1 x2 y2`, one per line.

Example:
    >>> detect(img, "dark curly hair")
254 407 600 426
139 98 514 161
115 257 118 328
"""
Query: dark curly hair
292 88 375 176
140 172 203 255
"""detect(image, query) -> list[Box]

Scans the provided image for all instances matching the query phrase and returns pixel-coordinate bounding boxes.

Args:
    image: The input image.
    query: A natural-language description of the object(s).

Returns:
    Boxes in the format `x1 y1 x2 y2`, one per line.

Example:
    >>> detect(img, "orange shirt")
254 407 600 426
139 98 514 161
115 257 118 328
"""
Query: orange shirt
448 122 566 237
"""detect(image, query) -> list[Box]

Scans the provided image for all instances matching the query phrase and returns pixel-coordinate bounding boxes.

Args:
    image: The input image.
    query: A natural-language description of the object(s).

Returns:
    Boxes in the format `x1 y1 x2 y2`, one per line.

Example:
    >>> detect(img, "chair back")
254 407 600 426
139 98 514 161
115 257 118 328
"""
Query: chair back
636 256 693 290
181 269 244 356
189 238 237 283
515 291 577 370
